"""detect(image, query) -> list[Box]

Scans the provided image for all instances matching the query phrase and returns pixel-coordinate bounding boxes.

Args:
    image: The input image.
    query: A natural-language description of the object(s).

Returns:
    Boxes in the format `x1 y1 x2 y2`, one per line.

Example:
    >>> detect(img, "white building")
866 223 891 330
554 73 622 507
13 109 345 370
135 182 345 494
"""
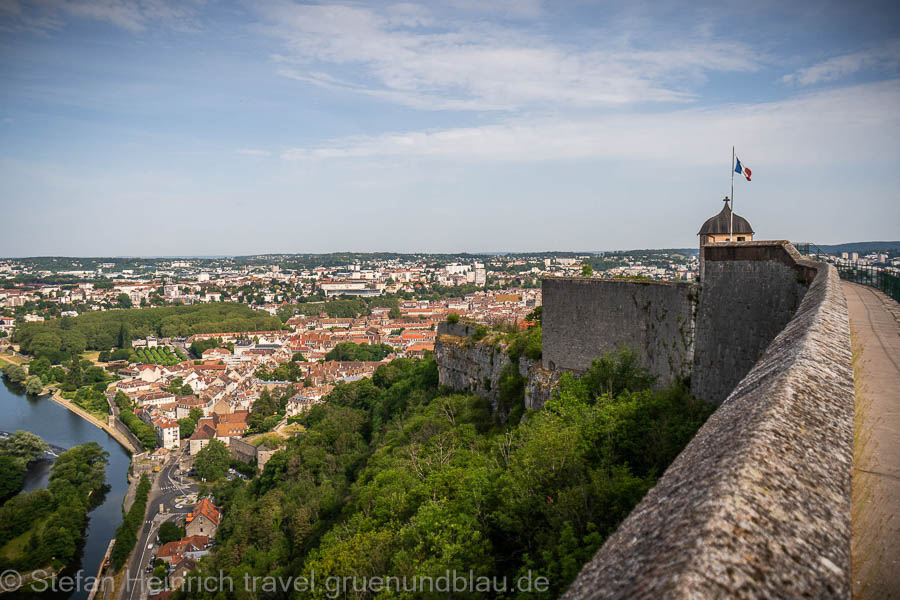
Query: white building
154 417 180 449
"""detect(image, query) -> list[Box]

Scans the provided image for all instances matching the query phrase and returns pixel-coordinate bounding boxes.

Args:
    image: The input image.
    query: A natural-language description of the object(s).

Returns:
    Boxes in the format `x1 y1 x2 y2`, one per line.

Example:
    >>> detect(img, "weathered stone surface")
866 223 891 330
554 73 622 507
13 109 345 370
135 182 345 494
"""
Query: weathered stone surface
691 241 813 405
433 333 508 409
562 259 854 599
542 278 696 385
434 325 555 413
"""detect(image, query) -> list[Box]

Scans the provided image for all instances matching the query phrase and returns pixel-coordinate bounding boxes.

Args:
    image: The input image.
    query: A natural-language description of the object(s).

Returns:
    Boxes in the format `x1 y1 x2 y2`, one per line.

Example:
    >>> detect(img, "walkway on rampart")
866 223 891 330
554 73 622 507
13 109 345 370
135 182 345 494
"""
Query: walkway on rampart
844 282 900 599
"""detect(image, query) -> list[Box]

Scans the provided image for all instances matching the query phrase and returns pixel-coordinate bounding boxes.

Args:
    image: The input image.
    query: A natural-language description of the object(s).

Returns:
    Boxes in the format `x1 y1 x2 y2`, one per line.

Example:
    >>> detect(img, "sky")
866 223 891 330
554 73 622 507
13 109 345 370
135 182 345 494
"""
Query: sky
1 0 899 256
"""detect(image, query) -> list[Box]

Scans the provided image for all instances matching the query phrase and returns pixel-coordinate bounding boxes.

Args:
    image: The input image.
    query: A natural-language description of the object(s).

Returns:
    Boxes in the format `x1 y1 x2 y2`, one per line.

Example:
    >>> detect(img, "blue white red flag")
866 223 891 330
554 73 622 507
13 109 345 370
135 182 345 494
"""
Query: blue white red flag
735 157 751 181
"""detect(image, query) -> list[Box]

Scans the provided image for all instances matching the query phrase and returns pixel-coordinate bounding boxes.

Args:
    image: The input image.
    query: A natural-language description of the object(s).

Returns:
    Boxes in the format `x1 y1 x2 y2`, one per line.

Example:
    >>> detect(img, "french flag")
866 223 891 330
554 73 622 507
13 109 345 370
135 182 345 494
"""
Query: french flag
735 157 751 181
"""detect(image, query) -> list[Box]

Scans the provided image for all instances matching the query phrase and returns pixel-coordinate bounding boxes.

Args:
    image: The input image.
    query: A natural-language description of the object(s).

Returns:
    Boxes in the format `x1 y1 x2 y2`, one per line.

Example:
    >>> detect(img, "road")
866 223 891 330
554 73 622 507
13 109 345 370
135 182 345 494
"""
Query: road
844 282 900 600
122 446 198 600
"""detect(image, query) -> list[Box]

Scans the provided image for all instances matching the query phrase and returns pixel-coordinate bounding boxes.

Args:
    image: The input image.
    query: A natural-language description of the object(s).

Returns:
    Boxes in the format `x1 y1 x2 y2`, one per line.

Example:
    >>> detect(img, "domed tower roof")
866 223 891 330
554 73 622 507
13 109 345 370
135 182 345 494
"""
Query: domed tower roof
698 199 754 236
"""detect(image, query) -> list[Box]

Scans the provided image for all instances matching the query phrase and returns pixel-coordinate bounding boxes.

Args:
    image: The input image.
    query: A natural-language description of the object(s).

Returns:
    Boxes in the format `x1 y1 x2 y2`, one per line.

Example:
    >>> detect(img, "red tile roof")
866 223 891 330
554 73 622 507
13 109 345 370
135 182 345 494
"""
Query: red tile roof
186 498 220 526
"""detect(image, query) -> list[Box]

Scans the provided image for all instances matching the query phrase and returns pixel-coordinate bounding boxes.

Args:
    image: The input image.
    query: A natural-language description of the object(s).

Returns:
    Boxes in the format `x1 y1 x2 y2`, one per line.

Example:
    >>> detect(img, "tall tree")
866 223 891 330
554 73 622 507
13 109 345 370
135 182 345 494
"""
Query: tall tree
193 439 230 481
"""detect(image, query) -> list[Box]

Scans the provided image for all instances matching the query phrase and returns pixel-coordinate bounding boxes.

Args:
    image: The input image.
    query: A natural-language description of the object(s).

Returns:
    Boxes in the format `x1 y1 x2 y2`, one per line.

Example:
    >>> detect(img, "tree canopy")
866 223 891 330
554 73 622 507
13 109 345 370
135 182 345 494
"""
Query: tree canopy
175 350 712 599
13 303 284 363
194 439 231 482
325 342 394 362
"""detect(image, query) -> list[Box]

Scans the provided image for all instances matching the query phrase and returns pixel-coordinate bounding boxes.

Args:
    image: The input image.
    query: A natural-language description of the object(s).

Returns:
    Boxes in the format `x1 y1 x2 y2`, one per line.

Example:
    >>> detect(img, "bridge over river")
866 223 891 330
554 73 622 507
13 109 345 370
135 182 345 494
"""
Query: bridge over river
844 282 900 599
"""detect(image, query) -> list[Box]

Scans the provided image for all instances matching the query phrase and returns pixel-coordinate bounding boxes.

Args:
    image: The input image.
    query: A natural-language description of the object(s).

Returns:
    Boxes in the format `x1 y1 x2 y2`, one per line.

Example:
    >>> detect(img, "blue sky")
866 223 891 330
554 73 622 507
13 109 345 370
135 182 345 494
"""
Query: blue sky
1 0 899 256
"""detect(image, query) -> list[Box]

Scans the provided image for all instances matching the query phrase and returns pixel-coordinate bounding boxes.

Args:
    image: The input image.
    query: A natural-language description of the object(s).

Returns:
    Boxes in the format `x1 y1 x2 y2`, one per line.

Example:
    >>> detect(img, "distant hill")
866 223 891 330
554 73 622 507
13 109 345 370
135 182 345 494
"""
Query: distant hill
798 241 900 255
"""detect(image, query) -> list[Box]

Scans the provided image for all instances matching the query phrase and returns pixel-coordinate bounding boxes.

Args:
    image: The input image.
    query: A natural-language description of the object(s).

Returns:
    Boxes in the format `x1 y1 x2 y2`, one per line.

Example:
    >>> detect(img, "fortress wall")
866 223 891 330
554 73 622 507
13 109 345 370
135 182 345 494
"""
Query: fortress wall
541 278 696 385
563 259 854 599
691 241 816 404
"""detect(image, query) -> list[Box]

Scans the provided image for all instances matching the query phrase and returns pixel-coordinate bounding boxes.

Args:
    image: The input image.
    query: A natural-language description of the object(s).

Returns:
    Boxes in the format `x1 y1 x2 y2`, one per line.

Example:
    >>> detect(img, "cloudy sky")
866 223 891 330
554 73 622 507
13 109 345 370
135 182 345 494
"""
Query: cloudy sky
1 0 898 256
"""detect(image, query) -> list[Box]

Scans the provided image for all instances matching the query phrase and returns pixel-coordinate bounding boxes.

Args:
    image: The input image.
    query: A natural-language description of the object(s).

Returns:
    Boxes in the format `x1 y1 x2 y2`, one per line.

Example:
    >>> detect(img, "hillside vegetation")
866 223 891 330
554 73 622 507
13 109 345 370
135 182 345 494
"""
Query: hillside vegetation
178 350 711 599
0 442 108 572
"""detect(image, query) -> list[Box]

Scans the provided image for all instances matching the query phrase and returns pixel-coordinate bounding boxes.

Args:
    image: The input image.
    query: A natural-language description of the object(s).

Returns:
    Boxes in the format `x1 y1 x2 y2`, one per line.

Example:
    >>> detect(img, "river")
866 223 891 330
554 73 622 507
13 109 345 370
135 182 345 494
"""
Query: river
1 379 131 599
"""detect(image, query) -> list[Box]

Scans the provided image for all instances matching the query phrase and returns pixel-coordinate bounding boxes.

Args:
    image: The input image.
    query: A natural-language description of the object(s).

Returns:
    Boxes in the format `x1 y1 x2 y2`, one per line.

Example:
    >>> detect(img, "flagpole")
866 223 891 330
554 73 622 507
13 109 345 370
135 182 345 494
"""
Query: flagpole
730 146 735 241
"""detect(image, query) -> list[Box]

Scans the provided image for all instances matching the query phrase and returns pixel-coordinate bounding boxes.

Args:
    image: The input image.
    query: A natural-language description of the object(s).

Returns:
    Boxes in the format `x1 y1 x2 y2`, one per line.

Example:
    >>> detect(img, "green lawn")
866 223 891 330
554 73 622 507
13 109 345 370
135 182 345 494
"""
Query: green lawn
0 517 48 562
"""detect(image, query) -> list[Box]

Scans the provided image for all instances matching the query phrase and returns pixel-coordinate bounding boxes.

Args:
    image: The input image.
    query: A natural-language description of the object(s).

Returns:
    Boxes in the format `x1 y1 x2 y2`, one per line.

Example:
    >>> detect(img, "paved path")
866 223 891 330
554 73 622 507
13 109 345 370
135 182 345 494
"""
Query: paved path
844 282 900 600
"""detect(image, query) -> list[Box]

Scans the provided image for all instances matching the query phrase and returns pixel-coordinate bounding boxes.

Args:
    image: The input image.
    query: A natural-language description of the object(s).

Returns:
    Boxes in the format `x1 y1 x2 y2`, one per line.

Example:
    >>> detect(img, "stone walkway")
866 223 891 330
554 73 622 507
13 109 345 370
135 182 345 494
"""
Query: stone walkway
844 282 900 599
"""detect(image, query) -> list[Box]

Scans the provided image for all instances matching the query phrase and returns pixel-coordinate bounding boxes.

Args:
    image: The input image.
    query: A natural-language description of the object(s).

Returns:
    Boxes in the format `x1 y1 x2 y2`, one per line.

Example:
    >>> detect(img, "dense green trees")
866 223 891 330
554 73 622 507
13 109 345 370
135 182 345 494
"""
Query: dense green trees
13 303 284 363
0 430 49 463
0 455 25 500
115 392 157 449
505 325 542 362
325 342 394 362
158 520 185 544
189 337 233 358
178 407 204 438
194 439 231 481
178 351 711 599
247 388 293 433
1 362 27 384
73 385 110 416
0 442 108 570
255 360 304 383
0 431 49 500
25 375 44 395
111 475 150 569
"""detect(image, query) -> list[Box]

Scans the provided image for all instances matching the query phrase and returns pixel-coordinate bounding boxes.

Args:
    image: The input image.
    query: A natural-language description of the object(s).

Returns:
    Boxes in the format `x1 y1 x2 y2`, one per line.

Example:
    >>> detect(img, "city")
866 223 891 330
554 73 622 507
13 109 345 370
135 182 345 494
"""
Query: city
1 1 899 599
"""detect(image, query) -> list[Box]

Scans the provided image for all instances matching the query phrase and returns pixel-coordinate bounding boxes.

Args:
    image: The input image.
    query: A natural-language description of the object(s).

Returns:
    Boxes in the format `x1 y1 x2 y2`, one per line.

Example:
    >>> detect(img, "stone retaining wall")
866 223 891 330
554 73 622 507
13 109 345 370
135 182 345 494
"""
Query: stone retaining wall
562 260 854 599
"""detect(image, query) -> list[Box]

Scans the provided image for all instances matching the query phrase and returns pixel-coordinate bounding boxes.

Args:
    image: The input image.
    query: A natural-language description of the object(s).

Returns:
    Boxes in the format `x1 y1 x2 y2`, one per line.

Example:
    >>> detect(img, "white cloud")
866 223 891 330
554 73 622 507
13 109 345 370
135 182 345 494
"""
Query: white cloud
258 1 759 111
281 80 900 166
783 39 900 86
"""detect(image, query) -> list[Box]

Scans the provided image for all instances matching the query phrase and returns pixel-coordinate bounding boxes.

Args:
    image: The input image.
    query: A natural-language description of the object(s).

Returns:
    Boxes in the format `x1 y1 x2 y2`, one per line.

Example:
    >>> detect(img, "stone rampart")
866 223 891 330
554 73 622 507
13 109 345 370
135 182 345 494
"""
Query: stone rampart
562 259 854 598
542 278 696 385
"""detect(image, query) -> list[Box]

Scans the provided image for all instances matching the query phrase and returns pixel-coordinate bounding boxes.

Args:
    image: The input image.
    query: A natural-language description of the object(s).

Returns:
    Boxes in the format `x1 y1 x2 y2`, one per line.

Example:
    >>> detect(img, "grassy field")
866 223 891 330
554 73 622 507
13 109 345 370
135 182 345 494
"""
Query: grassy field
0 352 28 366
0 517 48 562
81 351 102 364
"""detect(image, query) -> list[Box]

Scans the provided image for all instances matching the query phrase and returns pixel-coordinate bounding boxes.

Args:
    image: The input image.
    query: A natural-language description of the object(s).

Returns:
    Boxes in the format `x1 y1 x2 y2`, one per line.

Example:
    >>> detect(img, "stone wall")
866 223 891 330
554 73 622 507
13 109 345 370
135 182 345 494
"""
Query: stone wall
542 278 696 385
691 241 816 404
562 259 854 599
113 415 144 452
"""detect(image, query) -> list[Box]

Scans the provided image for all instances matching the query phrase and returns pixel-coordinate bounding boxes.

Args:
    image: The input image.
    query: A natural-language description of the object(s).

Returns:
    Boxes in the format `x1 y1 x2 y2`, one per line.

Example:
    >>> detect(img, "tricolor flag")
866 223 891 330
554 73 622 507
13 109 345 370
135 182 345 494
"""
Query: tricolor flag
735 157 751 181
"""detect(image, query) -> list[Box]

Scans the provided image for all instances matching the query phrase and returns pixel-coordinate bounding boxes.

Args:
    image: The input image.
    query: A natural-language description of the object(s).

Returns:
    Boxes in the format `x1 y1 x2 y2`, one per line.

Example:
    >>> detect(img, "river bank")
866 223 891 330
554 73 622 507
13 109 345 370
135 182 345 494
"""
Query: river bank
0 381 131 600
46 388 138 454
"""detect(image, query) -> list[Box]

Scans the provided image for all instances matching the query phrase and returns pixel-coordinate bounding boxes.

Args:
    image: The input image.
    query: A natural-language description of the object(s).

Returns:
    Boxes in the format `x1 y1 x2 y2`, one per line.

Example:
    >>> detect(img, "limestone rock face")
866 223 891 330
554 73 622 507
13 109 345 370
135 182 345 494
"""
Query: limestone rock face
433 326 554 415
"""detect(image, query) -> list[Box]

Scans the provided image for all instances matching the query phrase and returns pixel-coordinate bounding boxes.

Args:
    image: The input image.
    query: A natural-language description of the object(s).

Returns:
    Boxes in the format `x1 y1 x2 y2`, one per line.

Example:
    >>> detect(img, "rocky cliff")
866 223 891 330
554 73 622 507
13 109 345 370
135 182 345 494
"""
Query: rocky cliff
433 323 553 415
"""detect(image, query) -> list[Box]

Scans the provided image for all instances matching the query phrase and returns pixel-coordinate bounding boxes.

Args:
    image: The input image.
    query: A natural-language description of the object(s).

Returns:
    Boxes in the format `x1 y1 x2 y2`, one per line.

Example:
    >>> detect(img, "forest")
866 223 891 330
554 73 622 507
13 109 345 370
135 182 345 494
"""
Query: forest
12 303 285 363
176 349 712 599
0 441 109 571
